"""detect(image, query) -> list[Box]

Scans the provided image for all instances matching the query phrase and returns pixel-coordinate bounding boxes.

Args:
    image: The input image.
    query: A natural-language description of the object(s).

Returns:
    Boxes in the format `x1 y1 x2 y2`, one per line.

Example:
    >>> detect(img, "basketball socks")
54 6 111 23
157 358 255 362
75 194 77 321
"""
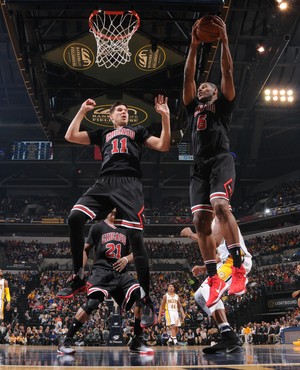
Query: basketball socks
218 322 231 334
204 260 217 277
134 318 142 337
67 318 83 338
127 229 150 298
172 336 178 345
227 244 242 268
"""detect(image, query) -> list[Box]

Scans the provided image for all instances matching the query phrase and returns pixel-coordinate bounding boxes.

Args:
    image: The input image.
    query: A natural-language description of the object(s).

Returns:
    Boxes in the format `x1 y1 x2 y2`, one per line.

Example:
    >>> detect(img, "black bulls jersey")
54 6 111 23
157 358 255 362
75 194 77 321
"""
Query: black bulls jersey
86 220 130 270
88 125 151 178
185 94 234 160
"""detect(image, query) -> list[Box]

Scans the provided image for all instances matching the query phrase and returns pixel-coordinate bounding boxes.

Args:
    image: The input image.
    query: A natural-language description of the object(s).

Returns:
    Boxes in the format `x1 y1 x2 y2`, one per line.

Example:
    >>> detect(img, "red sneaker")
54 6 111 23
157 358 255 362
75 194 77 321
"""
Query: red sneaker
228 265 247 295
206 274 227 308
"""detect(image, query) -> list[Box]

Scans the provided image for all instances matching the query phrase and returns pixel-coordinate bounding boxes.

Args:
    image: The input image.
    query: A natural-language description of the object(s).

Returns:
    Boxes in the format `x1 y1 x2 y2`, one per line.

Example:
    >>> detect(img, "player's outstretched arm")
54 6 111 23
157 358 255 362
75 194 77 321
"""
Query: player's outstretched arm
145 94 170 152
65 99 96 144
192 265 206 276
180 227 198 242
212 16 235 101
183 20 203 106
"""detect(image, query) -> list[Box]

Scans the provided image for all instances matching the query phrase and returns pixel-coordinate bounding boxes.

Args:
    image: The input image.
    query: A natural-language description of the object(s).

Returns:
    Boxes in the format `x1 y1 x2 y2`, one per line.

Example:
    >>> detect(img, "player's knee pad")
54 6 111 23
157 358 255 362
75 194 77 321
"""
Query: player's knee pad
194 288 212 316
82 298 101 315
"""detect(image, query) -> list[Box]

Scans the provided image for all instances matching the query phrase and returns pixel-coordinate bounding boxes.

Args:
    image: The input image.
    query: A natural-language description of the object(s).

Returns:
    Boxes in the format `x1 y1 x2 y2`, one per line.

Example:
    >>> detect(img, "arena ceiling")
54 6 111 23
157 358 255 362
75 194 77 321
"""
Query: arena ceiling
0 0 300 202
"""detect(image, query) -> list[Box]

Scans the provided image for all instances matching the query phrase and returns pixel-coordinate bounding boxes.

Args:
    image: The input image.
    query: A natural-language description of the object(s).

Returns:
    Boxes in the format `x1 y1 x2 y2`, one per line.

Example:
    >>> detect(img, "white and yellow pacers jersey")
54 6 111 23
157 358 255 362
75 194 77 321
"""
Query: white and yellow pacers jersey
0 279 5 320
164 293 181 327
217 227 251 262
217 227 252 281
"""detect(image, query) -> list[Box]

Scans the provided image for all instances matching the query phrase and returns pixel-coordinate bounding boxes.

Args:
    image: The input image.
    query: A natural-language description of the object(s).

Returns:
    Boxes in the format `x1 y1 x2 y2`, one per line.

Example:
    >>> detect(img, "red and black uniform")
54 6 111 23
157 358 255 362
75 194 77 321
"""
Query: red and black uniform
185 94 235 213
86 220 140 311
72 125 151 230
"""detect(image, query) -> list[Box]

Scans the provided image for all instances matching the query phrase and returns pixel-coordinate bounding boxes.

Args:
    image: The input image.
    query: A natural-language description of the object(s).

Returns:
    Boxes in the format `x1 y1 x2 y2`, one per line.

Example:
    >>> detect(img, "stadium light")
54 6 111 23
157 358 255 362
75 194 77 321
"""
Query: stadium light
263 88 295 104
279 2 288 10
257 45 266 54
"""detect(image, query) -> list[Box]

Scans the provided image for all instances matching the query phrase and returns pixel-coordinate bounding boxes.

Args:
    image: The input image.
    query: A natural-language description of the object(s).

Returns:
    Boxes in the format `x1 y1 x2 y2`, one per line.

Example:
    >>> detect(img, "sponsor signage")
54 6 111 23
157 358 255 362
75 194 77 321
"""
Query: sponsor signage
267 298 298 310
58 93 164 129
107 314 124 346
43 32 184 85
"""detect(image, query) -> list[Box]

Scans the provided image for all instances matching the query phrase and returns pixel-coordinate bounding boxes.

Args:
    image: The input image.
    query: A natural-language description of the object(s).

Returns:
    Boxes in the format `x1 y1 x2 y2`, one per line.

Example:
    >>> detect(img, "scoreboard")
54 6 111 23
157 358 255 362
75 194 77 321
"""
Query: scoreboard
178 142 194 161
11 141 53 160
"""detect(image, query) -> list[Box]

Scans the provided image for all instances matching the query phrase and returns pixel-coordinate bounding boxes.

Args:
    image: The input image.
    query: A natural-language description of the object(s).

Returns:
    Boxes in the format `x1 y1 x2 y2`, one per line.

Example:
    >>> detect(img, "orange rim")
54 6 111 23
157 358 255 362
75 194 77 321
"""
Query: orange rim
89 10 140 40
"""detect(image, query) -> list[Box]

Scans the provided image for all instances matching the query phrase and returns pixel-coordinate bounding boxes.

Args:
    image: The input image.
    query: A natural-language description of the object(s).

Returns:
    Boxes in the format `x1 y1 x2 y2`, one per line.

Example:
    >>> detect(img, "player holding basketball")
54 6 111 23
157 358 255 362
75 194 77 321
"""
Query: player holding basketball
58 210 154 355
183 15 246 307
57 95 170 328
157 283 185 346
181 217 252 354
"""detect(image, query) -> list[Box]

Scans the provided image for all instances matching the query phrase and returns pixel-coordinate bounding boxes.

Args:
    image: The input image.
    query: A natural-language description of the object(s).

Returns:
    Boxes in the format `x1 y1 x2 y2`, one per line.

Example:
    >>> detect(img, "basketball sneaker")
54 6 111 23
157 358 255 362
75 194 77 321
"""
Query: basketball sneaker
140 297 157 328
228 265 247 295
206 274 227 308
203 330 243 354
129 335 155 355
167 337 174 346
57 336 76 355
56 275 86 299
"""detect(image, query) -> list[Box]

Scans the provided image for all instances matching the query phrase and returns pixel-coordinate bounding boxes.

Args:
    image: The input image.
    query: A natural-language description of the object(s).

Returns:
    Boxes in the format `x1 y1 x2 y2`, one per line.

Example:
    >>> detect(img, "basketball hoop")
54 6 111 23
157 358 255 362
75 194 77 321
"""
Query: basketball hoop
89 10 140 69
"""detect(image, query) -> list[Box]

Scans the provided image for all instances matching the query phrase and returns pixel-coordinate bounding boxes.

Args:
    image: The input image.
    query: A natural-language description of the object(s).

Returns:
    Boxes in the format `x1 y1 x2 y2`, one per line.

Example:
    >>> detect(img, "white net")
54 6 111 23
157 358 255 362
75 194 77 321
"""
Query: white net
89 10 140 69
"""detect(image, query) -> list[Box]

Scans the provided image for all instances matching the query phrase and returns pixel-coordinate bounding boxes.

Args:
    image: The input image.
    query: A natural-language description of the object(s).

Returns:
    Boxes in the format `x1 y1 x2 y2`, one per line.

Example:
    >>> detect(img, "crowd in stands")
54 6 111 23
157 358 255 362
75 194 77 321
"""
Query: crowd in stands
234 178 300 219
0 256 299 347
0 195 71 219
0 176 299 223
245 229 300 266
2 240 71 265
2 229 299 271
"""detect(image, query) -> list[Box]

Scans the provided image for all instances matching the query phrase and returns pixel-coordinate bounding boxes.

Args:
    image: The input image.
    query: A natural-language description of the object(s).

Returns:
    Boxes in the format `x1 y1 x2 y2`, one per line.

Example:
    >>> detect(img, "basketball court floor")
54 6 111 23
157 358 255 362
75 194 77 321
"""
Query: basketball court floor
0 344 299 369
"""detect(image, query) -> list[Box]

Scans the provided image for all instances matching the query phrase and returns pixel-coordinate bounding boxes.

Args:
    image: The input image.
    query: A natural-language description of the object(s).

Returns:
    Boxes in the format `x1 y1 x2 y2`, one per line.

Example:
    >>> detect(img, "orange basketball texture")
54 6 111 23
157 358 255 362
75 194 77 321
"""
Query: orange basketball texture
196 15 219 43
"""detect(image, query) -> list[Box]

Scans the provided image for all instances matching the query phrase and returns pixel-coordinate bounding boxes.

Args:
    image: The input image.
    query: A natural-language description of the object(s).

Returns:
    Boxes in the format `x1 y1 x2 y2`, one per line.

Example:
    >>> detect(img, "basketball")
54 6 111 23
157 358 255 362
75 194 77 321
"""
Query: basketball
196 15 219 43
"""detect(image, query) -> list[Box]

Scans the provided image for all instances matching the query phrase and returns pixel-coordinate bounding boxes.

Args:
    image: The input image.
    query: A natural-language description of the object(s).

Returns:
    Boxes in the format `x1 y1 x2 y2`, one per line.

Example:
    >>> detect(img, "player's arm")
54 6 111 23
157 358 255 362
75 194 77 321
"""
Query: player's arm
157 295 167 323
192 265 206 276
180 227 199 243
113 253 133 273
145 95 170 152
83 242 93 268
83 224 98 267
212 16 235 101
183 20 202 106
65 99 96 144
178 298 186 320
4 280 10 311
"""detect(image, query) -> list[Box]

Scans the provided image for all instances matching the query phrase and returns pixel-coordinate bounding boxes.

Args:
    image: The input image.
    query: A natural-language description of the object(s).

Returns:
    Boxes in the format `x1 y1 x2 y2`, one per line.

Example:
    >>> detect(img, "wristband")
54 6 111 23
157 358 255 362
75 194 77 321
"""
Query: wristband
123 257 129 264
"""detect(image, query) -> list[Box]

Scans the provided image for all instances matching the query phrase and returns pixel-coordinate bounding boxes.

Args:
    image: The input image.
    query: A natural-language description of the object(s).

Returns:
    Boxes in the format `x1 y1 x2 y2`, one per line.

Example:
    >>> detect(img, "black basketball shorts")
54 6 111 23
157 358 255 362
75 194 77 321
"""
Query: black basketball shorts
86 268 140 311
190 152 236 214
71 176 145 230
